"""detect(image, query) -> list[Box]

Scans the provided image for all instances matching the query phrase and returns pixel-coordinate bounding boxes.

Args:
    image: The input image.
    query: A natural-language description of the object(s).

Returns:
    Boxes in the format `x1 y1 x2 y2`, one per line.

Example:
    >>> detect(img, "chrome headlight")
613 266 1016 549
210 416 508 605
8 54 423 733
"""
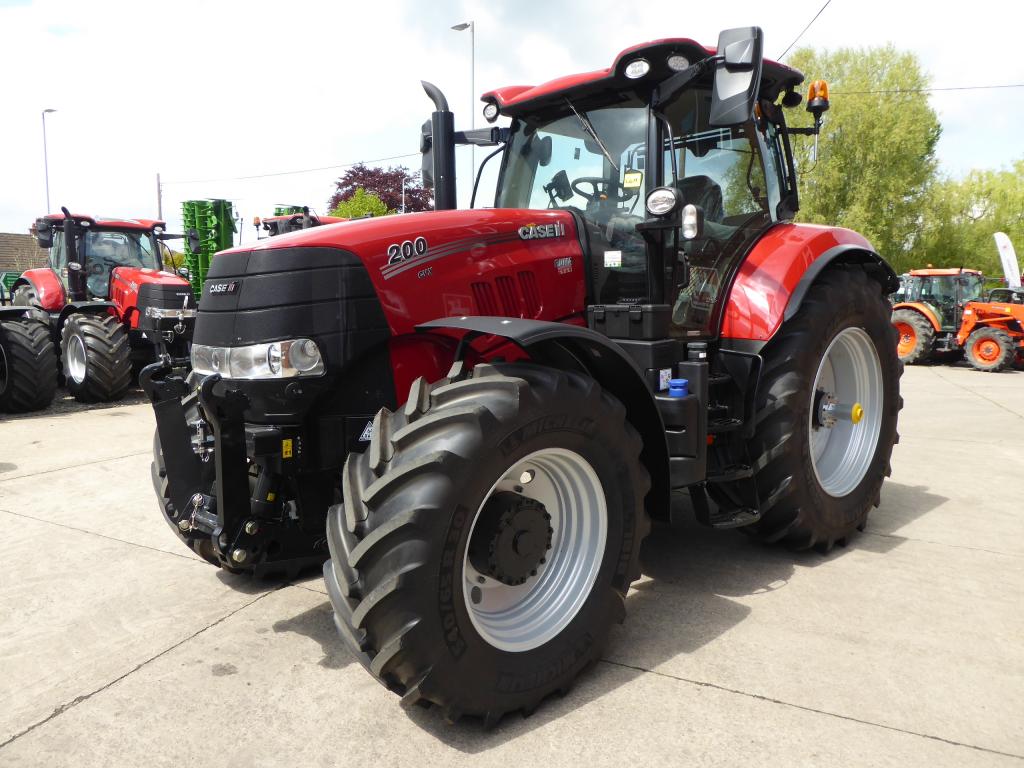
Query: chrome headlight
191 338 325 379
145 307 197 319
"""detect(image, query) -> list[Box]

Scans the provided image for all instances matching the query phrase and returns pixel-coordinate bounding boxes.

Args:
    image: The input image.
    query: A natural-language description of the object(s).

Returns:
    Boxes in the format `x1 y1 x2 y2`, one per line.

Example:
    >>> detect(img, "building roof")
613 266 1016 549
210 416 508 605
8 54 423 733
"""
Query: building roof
0 232 45 275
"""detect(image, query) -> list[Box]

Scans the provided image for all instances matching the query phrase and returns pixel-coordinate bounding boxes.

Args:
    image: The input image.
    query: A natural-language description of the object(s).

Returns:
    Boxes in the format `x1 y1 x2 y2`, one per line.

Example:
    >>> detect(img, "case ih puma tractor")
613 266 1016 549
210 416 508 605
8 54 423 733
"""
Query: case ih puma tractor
12 209 196 402
146 28 901 724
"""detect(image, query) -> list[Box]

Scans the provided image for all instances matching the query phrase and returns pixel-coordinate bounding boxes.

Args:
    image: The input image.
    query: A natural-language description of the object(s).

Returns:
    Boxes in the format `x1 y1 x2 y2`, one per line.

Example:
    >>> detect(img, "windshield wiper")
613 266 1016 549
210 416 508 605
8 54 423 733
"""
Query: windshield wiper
565 98 619 173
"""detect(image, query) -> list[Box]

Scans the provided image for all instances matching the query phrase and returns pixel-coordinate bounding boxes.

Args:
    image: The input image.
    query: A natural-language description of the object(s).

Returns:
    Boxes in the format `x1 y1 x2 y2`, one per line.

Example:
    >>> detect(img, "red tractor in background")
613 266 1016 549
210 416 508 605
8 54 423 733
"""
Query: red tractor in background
0 292 57 413
12 209 196 402
253 208 347 238
146 28 902 723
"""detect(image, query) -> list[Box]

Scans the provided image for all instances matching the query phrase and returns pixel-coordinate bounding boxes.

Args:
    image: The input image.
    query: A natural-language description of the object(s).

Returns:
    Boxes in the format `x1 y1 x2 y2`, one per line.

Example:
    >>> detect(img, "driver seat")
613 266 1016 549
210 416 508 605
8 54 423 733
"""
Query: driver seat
675 175 724 222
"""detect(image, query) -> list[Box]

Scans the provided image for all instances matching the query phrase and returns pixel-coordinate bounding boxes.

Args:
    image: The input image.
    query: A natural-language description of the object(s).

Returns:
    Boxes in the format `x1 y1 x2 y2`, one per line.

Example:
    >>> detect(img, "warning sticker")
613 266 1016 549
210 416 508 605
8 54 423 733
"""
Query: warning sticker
623 171 643 189
281 439 293 459
604 250 622 268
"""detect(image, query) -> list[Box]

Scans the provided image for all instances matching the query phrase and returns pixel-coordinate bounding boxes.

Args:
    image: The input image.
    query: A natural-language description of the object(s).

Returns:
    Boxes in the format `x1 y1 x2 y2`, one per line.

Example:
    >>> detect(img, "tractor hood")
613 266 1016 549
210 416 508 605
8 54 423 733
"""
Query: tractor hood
209 208 585 337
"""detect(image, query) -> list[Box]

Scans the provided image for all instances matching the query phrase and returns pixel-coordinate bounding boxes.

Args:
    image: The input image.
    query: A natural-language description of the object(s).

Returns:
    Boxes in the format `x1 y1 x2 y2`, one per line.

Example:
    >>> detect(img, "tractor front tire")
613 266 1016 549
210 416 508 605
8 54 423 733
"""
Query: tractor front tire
0 318 57 413
61 313 132 403
892 308 934 364
964 327 1014 372
324 362 650 725
746 266 902 551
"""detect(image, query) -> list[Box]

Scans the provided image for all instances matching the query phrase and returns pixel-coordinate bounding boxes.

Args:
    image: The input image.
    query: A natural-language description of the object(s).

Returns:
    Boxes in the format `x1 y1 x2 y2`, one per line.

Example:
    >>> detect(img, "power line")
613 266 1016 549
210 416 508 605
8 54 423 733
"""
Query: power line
778 0 832 61
834 83 1024 95
163 152 421 185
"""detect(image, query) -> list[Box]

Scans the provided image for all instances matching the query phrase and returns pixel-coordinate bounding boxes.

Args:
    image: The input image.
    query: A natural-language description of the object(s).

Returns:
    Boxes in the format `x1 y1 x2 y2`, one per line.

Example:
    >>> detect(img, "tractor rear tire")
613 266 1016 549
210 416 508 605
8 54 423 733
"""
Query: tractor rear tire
746 266 902 551
61 313 132 403
0 318 57 413
964 327 1014 372
324 362 650 724
892 308 934 364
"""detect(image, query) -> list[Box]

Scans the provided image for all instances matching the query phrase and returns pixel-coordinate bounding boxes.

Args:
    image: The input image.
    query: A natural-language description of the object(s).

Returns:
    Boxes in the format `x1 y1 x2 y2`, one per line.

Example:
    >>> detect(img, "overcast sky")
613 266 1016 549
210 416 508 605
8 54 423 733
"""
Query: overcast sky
0 0 1021 240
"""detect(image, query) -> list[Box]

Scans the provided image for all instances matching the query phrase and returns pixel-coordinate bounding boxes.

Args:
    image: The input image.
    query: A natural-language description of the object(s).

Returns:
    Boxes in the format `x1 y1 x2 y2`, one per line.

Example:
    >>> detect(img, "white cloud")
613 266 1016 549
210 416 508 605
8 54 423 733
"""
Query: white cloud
0 0 1020 239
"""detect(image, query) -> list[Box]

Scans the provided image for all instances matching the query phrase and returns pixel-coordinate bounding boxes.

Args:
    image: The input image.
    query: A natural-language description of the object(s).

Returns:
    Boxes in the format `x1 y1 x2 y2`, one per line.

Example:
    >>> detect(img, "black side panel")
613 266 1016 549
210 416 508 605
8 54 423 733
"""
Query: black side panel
194 246 390 371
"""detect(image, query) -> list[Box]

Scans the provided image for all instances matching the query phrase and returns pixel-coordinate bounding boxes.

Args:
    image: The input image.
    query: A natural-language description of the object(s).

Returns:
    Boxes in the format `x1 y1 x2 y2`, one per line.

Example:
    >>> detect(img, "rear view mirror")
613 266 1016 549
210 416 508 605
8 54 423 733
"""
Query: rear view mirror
709 26 764 127
36 228 53 249
186 228 201 255
537 135 553 167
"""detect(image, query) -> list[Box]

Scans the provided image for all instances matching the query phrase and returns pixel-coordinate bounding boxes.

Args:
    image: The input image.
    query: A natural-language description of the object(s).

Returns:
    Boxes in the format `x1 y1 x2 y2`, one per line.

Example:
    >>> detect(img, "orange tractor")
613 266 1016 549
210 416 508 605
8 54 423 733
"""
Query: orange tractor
891 268 986 363
956 286 1024 371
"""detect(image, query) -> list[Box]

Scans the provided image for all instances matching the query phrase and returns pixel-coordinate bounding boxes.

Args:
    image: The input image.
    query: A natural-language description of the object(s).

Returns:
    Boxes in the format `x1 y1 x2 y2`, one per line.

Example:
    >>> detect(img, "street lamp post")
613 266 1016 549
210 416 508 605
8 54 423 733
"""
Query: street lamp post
42 108 56 212
451 21 475 195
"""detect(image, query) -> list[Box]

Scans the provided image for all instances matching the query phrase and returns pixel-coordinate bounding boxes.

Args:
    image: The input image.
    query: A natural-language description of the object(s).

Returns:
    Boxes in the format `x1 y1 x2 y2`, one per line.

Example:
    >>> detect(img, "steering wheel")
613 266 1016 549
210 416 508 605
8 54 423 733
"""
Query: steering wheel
571 177 633 203
88 260 107 276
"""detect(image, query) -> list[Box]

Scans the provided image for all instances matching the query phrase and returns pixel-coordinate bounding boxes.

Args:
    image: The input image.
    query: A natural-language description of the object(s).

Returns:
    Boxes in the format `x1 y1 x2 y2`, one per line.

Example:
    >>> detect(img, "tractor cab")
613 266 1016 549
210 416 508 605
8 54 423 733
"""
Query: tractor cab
34 212 167 301
425 30 816 342
893 269 985 332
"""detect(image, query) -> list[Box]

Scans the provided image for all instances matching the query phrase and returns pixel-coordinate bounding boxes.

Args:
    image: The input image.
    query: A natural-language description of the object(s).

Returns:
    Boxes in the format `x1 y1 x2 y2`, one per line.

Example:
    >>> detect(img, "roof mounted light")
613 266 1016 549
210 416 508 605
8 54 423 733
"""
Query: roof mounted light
667 54 690 72
624 58 650 79
482 101 499 123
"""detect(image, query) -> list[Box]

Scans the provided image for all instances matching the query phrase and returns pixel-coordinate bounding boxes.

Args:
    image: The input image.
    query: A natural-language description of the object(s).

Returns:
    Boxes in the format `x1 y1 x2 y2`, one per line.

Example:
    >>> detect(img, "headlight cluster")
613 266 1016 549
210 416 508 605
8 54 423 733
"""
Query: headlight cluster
191 338 325 380
145 307 197 319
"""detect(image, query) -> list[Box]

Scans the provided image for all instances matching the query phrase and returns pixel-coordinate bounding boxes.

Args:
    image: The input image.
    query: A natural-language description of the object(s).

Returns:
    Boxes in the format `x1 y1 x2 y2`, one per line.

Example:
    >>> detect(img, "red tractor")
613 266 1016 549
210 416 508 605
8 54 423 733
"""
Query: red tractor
254 208 348 238
145 28 901 723
0 292 57 413
12 209 196 402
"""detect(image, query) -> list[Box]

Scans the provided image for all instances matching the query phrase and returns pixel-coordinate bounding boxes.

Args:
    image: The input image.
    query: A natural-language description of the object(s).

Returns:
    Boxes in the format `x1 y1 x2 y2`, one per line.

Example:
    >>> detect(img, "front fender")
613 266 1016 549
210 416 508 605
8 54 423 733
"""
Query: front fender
58 301 119 328
721 224 897 347
417 316 670 521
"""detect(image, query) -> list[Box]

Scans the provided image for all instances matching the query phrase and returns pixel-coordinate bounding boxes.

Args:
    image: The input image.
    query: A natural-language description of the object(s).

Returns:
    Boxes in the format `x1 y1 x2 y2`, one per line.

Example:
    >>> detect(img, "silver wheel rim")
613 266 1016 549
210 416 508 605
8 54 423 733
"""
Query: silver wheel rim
808 327 884 497
66 334 87 384
462 448 607 653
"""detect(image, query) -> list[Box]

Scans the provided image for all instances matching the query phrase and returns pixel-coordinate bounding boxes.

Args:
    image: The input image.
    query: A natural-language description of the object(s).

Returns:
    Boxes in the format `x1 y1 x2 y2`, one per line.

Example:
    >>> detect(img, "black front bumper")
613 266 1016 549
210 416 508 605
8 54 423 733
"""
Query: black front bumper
141 360 329 576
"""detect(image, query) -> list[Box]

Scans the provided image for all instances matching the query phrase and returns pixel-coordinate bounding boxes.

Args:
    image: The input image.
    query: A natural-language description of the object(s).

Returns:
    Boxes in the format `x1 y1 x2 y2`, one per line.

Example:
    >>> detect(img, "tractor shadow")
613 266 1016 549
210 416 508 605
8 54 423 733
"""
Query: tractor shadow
403 483 949 748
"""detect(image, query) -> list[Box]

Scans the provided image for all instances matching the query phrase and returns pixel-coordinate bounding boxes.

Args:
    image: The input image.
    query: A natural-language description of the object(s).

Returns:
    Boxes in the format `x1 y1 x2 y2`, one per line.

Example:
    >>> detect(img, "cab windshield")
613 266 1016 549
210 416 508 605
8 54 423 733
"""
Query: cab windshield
495 86 784 337
83 229 161 297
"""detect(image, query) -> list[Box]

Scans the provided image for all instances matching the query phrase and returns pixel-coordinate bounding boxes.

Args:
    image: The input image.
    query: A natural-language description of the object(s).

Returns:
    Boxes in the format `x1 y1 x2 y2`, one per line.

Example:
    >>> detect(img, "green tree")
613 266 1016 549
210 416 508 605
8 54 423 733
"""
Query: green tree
786 45 941 271
915 159 1024 277
329 188 391 219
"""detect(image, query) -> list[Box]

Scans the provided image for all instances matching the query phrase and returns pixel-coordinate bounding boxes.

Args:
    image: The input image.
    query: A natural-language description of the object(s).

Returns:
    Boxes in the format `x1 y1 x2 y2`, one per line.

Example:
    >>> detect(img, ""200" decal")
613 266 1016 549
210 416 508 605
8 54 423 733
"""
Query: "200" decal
387 236 428 265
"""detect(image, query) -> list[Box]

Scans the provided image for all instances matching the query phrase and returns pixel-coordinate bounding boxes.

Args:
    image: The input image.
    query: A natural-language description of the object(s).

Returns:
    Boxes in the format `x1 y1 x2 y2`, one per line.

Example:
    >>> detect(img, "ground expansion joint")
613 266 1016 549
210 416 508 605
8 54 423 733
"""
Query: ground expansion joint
0 587 283 752
0 507 201 562
599 659 1024 761
0 450 150 484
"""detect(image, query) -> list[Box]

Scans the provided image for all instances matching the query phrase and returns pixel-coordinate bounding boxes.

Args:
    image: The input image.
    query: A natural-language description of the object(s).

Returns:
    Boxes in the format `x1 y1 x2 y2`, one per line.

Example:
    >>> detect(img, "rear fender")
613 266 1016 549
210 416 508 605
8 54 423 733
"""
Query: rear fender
14 268 65 312
417 316 670 521
892 301 941 332
721 225 898 349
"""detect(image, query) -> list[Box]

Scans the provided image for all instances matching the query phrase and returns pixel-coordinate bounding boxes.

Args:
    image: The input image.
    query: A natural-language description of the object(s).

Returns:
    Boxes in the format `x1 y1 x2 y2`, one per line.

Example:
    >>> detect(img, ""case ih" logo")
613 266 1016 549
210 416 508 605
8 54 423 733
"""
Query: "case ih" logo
518 222 565 240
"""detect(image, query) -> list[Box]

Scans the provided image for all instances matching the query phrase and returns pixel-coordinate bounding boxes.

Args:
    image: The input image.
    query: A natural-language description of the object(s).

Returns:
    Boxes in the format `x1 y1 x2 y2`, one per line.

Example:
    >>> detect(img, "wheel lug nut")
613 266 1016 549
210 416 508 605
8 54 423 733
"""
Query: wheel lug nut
231 548 247 563
244 520 259 535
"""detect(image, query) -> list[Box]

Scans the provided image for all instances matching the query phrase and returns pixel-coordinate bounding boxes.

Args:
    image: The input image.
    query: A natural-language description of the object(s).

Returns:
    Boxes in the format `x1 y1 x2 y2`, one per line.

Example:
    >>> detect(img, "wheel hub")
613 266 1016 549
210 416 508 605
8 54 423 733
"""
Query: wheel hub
468 492 552 586
66 334 88 384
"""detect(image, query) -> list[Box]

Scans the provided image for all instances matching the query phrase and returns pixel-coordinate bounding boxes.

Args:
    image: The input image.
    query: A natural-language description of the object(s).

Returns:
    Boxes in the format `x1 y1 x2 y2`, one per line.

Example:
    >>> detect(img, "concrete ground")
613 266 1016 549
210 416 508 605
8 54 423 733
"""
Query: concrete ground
1 364 1022 767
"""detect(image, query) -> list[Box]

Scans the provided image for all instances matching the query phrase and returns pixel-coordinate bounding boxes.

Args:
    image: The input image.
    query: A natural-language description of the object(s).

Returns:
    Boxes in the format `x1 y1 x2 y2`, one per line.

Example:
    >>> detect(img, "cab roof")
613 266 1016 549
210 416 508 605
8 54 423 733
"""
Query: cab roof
907 268 984 277
35 212 166 231
481 38 804 116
